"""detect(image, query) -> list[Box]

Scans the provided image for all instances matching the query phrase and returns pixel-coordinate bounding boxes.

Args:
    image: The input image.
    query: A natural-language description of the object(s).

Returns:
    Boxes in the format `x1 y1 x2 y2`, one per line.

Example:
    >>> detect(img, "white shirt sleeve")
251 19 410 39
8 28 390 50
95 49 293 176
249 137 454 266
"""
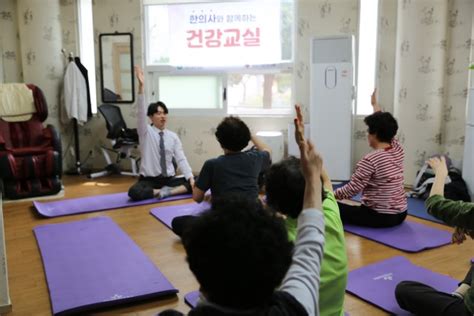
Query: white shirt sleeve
136 94 148 138
172 134 193 180
279 208 325 316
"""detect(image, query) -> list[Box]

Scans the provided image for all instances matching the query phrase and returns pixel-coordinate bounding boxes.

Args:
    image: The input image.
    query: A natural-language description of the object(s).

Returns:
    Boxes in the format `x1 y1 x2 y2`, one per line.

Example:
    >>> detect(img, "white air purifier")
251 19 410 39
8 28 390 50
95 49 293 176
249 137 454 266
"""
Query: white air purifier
309 36 355 181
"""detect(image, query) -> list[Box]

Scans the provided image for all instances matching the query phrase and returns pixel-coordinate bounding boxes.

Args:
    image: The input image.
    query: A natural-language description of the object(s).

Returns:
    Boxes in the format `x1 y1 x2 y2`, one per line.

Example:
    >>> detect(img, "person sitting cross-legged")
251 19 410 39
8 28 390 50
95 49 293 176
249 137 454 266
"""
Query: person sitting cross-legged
335 89 407 227
171 116 271 236
192 116 271 203
128 66 194 201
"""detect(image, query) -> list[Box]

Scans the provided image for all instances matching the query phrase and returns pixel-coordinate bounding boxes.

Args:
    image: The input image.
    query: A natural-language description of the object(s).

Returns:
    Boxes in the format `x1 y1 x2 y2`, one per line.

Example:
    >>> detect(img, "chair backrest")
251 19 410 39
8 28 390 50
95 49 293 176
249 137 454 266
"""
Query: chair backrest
0 84 50 149
0 84 48 123
98 104 127 140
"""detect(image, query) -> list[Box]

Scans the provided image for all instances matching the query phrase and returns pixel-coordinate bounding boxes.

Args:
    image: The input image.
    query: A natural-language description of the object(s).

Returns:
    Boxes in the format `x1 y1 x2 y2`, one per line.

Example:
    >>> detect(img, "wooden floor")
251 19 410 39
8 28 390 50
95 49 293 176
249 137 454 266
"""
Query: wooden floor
3 175 473 316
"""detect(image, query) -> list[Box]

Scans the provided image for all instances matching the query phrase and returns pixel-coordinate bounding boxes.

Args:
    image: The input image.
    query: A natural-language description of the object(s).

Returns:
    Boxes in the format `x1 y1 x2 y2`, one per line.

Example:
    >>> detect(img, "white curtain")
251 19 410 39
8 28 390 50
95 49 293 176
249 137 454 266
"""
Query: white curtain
378 0 472 183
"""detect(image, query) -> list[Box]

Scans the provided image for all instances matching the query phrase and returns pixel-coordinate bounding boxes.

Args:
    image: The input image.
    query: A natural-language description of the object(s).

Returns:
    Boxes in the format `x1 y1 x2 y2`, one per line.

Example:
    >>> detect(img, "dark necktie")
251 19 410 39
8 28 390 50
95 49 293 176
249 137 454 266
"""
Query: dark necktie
159 131 168 177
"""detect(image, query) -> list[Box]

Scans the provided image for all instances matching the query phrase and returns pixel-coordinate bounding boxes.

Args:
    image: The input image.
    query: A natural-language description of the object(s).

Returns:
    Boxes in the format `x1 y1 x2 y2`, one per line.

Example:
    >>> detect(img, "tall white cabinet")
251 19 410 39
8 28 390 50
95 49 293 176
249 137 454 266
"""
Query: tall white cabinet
309 36 355 181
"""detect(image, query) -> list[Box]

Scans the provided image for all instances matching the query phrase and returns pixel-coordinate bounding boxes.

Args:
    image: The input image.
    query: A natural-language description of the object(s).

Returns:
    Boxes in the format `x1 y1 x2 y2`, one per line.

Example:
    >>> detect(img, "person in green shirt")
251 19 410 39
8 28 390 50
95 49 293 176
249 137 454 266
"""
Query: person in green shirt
264 105 347 316
395 156 474 316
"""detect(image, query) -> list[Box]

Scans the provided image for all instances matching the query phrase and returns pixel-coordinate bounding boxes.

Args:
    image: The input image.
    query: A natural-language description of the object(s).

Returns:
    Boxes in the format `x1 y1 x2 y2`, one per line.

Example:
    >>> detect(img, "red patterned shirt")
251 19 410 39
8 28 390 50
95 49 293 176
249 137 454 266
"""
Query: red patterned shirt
335 139 407 214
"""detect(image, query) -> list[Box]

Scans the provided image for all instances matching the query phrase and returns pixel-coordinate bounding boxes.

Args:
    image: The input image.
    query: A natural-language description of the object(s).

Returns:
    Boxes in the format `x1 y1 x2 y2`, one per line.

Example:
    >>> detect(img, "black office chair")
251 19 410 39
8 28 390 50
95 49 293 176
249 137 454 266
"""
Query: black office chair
88 104 140 179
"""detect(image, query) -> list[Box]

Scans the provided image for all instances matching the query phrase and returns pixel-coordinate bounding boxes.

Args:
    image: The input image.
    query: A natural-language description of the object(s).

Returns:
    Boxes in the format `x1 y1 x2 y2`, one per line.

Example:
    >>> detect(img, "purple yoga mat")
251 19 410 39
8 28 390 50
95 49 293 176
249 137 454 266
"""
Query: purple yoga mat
347 256 458 315
349 193 446 225
150 202 211 229
184 290 350 315
34 216 177 315
184 291 200 308
344 220 452 252
33 192 192 217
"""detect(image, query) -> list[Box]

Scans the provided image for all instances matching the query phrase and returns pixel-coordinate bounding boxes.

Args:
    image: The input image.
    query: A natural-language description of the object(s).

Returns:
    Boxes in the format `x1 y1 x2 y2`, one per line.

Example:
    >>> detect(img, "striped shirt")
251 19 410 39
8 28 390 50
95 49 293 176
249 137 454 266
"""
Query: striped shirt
335 139 407 214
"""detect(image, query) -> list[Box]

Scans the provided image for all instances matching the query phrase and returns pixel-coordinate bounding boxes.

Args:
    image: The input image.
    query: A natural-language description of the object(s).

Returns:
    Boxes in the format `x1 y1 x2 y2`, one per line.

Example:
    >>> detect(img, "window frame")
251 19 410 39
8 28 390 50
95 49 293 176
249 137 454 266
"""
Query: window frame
143 0 295 117
146 67 227 116
77 0 97 114
355 0 380 116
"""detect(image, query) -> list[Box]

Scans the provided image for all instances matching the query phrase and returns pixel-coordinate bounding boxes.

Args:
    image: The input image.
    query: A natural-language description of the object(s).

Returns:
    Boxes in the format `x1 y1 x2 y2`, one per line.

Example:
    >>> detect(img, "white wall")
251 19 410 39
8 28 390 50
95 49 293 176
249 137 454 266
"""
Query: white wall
3 0 471 186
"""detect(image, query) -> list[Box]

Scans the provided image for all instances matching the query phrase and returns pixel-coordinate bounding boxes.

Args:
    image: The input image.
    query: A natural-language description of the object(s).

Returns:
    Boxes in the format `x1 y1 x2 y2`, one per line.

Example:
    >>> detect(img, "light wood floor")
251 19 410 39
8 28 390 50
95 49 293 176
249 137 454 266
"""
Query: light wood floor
3 175 473 316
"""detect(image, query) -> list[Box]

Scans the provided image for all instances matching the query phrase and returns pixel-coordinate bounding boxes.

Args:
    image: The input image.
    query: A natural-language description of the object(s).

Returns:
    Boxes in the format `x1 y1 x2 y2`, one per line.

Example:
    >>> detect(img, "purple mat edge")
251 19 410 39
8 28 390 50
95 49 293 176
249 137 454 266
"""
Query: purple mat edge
184 290 350 315
346 256 458 315
33 192 192 218
184 291 200 308
34 216 178 315
343 220 451 253
150 202 210 230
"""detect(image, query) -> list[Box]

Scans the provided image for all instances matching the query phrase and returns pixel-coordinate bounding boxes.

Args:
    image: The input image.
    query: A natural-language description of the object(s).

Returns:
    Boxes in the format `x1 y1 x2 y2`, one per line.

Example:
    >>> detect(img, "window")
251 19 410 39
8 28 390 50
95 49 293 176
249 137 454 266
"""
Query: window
144 0 294 116
356 0 379 115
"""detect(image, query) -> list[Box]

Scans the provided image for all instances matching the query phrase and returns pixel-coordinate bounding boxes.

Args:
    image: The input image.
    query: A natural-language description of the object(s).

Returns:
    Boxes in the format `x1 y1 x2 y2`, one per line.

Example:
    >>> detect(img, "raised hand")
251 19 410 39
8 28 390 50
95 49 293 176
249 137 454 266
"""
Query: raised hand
371 88 381 112
294 104 305 146
371 88 377 106
294 104 322 176
135 66 144 94
427 156 448 177
294 105 322 210
299 139 323 179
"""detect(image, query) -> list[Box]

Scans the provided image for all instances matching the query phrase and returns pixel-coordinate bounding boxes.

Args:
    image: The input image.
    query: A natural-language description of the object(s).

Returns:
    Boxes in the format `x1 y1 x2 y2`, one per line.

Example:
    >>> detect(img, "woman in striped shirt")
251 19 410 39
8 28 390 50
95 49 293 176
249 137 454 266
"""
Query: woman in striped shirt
334 90 407 227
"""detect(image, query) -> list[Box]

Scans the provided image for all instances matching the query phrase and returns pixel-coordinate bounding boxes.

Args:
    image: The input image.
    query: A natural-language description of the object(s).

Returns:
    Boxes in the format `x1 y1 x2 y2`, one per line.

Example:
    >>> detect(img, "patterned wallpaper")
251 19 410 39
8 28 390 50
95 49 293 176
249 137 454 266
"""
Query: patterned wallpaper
391 0 471 183
0 0 22 83
1 0 472 186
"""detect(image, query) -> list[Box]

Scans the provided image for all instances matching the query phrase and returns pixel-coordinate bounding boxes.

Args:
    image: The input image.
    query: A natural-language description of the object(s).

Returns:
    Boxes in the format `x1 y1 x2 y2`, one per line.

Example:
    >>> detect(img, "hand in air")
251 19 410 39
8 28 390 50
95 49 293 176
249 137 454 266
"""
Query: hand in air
294 104 305 146
427 156 448 177
135 66 144 87
371 88 381 112
294 105 322 179
371 88 377 107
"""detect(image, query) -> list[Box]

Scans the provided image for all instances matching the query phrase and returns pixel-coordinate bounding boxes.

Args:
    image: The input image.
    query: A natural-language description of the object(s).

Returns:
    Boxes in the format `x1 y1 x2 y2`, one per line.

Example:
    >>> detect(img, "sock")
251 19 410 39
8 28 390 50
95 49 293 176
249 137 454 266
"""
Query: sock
452 283 470 299
158 186 172 199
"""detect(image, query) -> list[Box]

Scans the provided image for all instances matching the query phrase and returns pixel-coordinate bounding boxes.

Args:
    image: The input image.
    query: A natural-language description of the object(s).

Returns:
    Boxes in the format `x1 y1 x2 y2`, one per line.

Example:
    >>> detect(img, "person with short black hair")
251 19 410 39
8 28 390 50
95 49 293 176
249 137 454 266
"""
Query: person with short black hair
160 109 326 316
265 105 347 316
128 66 194 201
192 116 271 203
334 89 407 227
171 116 271 236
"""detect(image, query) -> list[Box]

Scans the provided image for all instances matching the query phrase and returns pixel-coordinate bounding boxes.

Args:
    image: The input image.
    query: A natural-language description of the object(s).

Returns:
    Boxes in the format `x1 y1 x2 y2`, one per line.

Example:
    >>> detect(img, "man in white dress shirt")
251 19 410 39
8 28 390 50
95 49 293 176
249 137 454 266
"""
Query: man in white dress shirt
128 66 194 201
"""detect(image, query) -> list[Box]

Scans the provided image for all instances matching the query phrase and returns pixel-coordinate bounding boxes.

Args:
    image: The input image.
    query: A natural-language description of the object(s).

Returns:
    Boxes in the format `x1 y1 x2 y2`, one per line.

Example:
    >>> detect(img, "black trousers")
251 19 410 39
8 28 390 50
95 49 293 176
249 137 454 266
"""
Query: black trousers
171 215 197 237
337 202 407 228
128 175 192 201
395 265 473 316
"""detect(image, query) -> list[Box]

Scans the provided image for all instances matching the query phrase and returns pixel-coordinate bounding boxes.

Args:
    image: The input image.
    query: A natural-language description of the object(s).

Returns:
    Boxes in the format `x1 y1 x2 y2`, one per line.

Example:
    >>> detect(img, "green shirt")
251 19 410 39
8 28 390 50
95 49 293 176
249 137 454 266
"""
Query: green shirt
426 194 474 313
286 190 348 316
